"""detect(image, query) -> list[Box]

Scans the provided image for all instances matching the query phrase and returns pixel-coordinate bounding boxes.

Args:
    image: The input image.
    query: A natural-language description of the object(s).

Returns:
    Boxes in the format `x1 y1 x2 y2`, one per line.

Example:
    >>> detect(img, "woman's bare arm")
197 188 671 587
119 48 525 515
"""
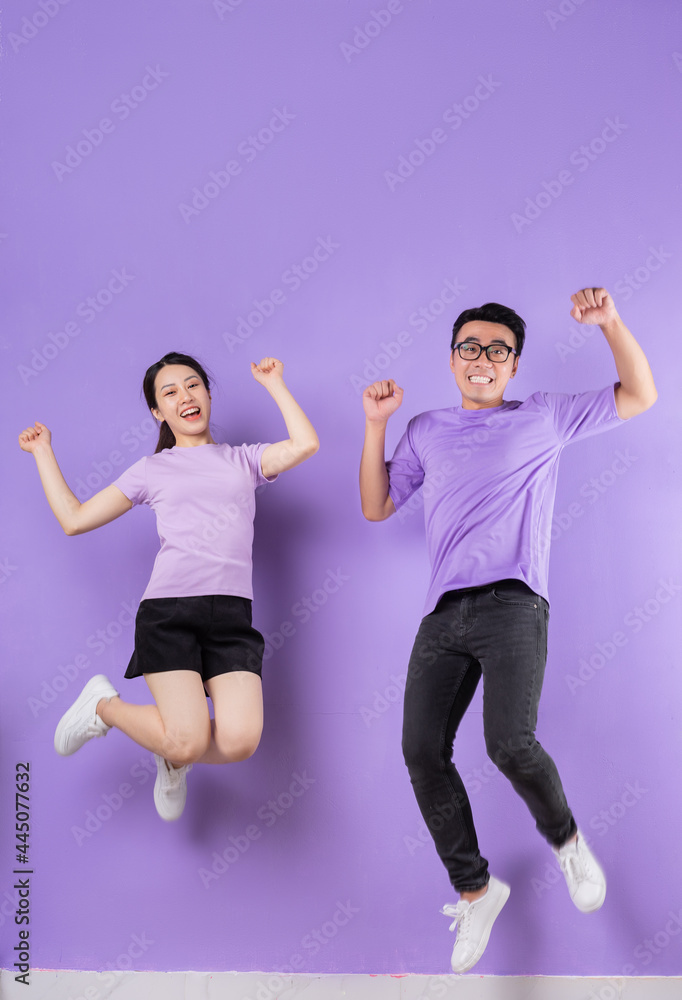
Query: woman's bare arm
19 422 133 535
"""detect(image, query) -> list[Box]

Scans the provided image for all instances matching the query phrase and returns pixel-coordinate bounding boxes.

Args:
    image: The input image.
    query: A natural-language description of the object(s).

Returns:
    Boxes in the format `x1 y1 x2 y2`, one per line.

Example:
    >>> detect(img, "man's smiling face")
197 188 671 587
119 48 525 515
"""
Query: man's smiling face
449 320 519 410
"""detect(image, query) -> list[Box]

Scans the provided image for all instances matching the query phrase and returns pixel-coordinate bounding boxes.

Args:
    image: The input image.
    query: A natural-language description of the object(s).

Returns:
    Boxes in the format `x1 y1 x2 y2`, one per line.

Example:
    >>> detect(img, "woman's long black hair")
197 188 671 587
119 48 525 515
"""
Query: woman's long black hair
142 352 213 454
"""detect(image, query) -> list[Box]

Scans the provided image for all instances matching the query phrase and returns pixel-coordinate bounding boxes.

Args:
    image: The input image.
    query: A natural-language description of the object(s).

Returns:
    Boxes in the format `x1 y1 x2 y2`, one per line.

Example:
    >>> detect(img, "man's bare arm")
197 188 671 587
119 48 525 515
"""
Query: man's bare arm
360 380 403 521
570 288 657 419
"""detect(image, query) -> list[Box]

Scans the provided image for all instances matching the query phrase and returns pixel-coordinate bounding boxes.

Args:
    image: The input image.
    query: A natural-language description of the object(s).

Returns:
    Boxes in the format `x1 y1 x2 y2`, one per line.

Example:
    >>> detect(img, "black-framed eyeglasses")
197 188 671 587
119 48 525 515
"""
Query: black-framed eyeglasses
452 342 517 363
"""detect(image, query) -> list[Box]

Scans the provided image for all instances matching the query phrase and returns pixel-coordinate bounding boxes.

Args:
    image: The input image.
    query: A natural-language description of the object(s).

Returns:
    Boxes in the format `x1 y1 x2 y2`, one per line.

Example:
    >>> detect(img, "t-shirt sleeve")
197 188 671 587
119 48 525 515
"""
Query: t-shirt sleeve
386 417 425 511
112 457 149 506
243 442 279 488
543 383 626 445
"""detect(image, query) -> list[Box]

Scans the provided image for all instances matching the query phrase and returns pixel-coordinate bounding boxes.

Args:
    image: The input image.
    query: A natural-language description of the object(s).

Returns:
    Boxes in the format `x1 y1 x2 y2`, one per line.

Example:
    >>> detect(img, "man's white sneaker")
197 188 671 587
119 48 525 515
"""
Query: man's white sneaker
54 674 118 756
441 875 510 973
553 830 606 912
153 754 192 821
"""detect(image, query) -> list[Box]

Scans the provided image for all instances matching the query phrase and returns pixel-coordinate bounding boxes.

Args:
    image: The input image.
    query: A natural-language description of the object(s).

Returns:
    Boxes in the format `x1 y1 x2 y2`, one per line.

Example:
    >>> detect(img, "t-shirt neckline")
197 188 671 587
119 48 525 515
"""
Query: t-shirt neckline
451 400 516 418
170 441 221 450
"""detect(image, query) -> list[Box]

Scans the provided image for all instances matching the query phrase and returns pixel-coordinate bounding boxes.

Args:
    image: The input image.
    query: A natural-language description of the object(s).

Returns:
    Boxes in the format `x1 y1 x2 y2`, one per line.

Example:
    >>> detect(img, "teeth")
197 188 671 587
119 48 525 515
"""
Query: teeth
468 376 492 384
181 407 200 417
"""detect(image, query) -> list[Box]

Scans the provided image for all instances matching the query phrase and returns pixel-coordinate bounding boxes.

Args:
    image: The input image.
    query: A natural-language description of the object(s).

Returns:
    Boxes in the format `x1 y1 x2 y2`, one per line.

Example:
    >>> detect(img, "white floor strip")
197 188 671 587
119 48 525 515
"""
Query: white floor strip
1 971 681 999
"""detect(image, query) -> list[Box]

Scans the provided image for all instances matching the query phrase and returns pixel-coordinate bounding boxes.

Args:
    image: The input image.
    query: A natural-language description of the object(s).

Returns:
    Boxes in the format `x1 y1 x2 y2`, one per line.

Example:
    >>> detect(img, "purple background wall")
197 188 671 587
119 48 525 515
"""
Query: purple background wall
2 0 681 978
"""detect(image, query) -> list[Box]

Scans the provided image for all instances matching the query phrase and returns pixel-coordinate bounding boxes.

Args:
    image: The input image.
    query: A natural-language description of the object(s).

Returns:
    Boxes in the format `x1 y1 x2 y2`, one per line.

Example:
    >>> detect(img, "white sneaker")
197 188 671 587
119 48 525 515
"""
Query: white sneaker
553 830 606 912
153 754 192 821
442 875 510 973
54 674 118 756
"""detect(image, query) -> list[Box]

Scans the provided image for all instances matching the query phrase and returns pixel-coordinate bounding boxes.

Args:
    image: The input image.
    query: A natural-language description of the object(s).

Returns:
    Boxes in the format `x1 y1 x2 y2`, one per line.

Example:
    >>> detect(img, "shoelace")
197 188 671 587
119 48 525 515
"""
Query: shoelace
558 842 591 882
159 760 191 787
441 901 471 935
78 719 108 740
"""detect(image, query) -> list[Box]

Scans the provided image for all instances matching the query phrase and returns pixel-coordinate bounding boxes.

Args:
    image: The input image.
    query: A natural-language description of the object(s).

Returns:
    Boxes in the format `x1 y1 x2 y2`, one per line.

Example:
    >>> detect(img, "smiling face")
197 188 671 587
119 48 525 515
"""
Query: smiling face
151 364 214 447
450 320 519 410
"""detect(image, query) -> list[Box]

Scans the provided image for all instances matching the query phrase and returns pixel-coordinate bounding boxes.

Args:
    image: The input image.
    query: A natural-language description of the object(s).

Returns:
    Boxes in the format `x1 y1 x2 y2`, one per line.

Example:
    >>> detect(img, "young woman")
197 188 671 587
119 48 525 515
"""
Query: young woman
19 353 318 821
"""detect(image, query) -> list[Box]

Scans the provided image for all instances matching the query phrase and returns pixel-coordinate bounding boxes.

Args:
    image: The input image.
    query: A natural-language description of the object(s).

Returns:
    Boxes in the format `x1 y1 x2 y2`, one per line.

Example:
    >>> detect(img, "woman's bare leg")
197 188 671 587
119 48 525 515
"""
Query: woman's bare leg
201 671 263 764
98 670 262 765
98 670 211 766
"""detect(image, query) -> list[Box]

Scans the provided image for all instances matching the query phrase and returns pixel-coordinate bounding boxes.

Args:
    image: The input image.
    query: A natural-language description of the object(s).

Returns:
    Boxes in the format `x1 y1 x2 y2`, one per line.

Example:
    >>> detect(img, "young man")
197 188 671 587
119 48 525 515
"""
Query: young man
359 288 656 973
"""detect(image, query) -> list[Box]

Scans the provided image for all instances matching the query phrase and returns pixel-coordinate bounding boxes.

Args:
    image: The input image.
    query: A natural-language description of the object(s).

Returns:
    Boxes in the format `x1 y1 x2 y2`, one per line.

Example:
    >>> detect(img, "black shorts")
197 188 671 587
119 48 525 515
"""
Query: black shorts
125 595 265 681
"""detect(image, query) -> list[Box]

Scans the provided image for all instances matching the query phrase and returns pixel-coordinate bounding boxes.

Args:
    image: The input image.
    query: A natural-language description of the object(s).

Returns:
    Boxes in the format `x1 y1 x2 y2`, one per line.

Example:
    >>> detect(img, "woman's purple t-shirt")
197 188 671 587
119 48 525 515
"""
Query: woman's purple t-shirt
113 442 277 601
386 384 625 615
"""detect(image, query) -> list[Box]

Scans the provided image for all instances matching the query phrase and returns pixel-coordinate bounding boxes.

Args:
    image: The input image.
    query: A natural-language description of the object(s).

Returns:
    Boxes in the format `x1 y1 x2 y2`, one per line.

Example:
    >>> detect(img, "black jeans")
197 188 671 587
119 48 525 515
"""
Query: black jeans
401 579 577 892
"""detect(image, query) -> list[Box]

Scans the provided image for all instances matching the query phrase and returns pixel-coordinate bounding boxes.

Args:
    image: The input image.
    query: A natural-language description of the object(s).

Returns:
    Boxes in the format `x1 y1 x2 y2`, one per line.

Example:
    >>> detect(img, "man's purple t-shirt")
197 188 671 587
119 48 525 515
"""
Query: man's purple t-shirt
113 442 277 602
386 384 625 615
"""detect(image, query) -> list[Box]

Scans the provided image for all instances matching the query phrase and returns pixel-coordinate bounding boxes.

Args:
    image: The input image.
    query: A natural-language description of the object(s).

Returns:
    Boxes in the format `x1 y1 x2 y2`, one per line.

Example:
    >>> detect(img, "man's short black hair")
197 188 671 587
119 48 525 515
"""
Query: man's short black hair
451 302 526 357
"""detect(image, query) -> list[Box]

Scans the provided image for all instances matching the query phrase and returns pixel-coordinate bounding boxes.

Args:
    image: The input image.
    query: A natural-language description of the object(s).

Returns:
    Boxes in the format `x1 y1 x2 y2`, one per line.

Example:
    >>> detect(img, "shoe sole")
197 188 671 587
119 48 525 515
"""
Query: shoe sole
53 674 115 756
574 881 606 913
451 880 511 974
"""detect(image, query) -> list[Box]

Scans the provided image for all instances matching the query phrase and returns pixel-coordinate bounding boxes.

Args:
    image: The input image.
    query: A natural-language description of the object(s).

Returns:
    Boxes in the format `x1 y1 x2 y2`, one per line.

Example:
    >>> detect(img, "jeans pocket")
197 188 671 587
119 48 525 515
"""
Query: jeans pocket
491 583 539 609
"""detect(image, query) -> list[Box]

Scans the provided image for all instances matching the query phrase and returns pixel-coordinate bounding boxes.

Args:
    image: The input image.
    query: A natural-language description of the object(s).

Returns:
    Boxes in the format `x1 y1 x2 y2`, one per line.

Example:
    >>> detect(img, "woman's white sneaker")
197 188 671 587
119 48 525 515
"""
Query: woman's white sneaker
442 875 510 973
54 674 118 756
553 830 606 912
153 754 192 821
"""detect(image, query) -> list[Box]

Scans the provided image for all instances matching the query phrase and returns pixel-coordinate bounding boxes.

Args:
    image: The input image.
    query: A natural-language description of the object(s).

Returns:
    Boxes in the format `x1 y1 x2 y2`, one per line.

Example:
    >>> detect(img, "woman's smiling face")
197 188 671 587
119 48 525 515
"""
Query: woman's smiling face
151 364 213 446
